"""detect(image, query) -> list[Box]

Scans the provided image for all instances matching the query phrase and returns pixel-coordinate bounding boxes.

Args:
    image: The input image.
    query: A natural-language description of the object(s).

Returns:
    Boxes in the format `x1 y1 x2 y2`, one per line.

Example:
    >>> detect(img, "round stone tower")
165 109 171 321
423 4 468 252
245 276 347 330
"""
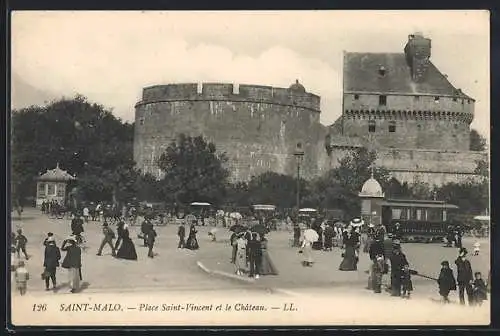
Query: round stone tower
134 81 323 181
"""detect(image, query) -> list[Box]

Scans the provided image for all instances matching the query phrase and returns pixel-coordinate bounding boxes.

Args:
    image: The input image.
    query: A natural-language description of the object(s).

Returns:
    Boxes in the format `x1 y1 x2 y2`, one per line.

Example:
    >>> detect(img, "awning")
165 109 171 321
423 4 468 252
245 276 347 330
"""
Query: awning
252 204 276 211
473 215 490 221
381 200 459 209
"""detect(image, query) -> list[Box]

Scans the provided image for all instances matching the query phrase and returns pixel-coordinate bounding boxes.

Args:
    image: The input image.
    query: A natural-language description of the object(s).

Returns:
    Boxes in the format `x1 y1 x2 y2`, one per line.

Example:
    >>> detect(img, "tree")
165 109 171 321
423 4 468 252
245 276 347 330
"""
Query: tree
245 172 307 209
157 134 230 206
470 129 487 151
11 95 136 205
331 147 391 192
474 159 489 178
435 179 489 215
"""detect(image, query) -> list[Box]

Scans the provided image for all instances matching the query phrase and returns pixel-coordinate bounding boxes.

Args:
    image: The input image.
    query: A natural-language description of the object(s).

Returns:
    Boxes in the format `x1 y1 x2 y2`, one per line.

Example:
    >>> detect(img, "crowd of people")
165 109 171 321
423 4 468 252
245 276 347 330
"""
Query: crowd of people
11 205 490 306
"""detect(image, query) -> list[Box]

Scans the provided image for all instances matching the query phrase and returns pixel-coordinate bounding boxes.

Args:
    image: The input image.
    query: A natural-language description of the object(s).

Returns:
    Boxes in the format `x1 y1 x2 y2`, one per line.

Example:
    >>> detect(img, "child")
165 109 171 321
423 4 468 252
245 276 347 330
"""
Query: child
15 260 29 295
15 229 29 260
437 260 456 303
472 272 487 306
401 264 413 299
473 242 480 256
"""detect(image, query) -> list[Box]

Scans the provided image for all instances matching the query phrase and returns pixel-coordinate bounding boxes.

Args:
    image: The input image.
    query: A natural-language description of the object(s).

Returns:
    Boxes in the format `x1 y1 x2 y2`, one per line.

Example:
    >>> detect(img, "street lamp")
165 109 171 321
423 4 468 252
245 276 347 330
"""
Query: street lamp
293 142 305 211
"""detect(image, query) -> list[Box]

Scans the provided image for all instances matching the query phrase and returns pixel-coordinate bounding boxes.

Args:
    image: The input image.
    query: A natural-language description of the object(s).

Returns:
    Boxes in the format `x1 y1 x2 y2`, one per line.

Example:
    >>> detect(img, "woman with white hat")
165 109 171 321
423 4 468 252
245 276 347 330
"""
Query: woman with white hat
339 218 362 271
61 236 82 293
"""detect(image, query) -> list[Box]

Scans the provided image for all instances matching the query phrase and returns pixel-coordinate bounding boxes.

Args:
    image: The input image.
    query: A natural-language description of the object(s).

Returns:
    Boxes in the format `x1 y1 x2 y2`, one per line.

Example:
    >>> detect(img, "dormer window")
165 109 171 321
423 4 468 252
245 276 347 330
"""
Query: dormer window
379 95 387 106
354 94 359 100
434 97 440 103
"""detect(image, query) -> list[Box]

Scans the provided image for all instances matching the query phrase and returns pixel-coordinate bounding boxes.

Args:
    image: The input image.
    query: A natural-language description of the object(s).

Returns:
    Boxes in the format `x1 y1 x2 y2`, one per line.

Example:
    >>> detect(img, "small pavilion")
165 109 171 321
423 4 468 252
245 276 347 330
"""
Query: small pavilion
358 168 385 227
36 163 76 207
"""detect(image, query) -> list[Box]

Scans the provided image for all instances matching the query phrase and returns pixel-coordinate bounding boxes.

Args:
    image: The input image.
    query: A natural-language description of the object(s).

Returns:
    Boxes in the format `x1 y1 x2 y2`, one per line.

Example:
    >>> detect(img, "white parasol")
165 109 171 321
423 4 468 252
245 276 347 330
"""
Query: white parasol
303 228 319 242
350 218 364 227
216 210 225 217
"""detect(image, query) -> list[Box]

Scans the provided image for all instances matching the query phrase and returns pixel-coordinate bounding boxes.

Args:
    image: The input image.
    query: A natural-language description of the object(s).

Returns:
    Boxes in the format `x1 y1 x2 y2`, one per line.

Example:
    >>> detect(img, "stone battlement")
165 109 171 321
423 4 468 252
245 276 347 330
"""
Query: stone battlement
136 83 321 112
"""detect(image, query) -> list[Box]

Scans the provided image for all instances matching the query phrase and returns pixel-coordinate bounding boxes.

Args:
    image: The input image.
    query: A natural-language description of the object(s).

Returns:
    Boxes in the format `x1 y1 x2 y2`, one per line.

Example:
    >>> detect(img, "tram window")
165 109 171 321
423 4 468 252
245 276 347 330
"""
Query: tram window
416 209 422 220
392 208 402 220
427 208 441 221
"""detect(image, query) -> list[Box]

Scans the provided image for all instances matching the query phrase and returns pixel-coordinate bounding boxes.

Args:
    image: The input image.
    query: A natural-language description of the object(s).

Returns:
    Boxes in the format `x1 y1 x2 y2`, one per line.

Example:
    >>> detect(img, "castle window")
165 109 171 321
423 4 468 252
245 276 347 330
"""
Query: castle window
354 94 359 100
368 120 376 133
434 97 440 103
379 95 387 106
197 83 203 94
388 121 396 133
461 99 464 105
233 83 239 95
139 118 144 125
378 66 386 77
453 97 457 102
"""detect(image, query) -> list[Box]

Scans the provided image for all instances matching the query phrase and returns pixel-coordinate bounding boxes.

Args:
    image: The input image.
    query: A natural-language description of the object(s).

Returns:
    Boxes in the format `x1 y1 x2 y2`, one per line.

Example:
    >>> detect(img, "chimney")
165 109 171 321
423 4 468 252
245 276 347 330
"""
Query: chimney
404 32 432 82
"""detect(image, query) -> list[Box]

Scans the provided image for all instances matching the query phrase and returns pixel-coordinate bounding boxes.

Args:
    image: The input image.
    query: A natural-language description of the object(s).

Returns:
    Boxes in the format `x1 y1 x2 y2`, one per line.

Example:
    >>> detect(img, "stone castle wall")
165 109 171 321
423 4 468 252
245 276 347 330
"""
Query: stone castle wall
342 93 474 151
134 83 324 181
325 145 487 186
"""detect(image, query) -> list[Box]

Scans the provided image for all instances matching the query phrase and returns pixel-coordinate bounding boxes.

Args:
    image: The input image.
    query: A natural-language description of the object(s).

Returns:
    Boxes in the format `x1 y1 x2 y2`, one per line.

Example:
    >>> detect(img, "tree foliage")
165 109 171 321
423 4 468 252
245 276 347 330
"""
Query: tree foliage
157 134 230 205
470 129 487 151
11 95 137 205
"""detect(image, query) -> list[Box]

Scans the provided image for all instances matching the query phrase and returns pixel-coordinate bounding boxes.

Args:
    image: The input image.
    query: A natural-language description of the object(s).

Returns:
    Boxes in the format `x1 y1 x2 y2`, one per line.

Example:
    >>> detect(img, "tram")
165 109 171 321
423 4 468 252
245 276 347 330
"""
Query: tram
381 199 459 243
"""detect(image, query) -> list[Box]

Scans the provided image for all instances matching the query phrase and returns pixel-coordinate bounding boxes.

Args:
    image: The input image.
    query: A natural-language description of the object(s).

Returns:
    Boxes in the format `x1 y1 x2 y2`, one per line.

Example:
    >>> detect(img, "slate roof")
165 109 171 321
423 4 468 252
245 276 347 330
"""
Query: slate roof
38 163 76 182
343 52 473 100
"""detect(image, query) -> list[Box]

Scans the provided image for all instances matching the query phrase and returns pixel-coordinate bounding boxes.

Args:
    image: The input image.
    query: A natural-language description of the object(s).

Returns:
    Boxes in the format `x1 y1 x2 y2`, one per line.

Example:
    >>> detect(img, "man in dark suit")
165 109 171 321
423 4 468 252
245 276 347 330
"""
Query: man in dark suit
390 244 409 296
455 247 473 305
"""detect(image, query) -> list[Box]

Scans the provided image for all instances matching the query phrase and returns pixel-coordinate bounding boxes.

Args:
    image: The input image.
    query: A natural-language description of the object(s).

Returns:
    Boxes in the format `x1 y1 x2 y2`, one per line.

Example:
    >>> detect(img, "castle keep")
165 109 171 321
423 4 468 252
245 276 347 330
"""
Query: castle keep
134 33 487 186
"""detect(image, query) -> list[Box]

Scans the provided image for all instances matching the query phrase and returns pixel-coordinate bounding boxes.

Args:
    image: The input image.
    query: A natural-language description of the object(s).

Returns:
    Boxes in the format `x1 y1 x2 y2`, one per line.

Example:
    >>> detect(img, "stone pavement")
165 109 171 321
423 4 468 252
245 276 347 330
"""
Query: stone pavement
197 228 491 300
10 208 490 301
10 209 246 294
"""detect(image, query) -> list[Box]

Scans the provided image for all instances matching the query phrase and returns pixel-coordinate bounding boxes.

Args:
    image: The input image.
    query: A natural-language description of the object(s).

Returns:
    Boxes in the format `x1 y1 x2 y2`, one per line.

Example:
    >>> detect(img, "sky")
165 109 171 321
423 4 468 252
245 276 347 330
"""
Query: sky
11 10 490 139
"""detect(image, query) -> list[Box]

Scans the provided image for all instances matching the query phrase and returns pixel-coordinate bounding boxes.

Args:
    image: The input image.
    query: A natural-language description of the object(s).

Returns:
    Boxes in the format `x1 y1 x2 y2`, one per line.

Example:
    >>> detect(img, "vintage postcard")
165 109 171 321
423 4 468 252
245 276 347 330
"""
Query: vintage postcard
9 10 490 327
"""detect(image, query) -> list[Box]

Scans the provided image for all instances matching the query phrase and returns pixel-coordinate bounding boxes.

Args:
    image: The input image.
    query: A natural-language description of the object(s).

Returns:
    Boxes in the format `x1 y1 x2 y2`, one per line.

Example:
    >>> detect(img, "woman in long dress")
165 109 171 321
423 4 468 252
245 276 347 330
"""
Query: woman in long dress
260 237 279 275
300 235 314 267
339 228 359 271
234 233 247 275
186 224 199 250
116 224 138 260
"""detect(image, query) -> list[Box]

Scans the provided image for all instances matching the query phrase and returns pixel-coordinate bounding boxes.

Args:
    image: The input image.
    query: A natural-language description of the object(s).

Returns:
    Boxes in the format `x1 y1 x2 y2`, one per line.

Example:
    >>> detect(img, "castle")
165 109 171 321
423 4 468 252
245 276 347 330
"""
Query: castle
134 32 487 186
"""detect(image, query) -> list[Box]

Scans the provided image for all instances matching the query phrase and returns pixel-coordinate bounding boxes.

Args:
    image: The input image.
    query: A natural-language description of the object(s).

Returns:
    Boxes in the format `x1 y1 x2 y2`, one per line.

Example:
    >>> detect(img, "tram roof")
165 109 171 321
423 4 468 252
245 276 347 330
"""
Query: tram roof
382 199 459 209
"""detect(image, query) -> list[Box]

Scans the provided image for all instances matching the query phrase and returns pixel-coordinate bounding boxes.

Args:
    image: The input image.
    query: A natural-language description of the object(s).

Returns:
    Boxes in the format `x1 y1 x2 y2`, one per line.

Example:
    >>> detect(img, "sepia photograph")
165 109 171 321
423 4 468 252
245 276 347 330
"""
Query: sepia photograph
9 10 490 326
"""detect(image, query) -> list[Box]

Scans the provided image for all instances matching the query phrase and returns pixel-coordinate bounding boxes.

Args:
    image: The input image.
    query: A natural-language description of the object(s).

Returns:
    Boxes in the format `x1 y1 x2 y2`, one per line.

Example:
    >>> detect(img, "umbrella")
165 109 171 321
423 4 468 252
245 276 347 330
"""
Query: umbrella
350 218 364 227
185 214 197 222
303 228 319 242
251 224 269 236
229 224 246 233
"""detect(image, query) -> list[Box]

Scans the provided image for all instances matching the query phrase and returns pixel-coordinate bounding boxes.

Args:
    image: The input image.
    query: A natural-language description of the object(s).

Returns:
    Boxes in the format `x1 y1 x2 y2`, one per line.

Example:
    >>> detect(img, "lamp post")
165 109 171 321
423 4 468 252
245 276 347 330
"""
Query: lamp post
294 142 305 211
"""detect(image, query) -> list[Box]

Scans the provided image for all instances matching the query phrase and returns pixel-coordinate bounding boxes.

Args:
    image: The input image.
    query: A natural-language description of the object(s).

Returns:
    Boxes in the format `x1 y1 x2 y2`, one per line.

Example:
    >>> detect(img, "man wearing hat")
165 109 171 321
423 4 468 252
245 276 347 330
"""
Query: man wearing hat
97 222 116 257
455 247 473 305
43 236 61 290
61 236 82 293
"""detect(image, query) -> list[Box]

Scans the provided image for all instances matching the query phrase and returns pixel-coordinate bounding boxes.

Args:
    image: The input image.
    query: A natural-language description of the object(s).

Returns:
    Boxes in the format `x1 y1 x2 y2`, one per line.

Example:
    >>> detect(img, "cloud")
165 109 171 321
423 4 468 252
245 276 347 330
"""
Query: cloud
11 11 489 138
